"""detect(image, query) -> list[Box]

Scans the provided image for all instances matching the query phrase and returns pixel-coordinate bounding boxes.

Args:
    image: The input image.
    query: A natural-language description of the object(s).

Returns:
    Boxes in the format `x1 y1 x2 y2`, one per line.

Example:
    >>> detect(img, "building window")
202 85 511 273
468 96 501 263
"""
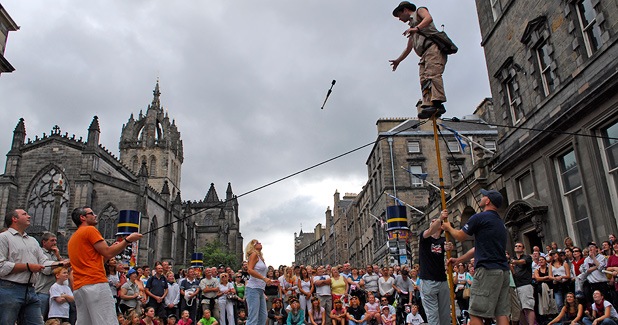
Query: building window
409 165 424 187
505 77 523 124
447 140 461 153
491 0 502 21
536 39 556 96
521 17 559 100
485 140 497 151
600 121 618 213
148 216 158 265
575 0 602 57
449 161 465 182
407 141 421 153
26 168 70 233
98 205 119 241
518 172 535 199
556 149 593 245
149 156 157 177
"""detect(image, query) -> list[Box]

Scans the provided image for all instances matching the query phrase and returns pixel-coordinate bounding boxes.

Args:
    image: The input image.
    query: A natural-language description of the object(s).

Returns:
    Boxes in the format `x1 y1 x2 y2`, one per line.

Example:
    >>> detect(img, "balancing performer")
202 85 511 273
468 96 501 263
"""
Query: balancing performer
390 1 447 119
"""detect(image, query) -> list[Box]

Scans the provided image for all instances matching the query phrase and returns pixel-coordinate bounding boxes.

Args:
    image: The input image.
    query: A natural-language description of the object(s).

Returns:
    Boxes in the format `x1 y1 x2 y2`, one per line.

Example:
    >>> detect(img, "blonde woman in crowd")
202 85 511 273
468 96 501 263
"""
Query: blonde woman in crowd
245 239 274 325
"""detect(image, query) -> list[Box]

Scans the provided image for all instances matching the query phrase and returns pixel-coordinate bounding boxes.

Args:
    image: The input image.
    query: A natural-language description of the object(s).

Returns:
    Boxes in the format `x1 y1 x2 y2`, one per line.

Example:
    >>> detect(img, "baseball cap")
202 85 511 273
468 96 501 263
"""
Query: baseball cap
127 268 137 276
481 189 503 208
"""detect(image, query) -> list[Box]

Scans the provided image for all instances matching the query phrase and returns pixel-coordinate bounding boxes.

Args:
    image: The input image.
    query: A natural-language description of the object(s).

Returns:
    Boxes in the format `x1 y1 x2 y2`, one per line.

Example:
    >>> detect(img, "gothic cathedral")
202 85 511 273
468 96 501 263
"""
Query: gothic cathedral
0 81 243 267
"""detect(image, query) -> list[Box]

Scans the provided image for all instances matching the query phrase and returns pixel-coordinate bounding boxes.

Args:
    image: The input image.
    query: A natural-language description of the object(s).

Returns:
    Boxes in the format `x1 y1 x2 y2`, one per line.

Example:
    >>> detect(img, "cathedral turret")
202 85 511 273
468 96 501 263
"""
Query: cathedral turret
204 183 219 203
86 116 100 149
4 118 25 177
10 118 25 152
226 182 233 200
119 80 183 196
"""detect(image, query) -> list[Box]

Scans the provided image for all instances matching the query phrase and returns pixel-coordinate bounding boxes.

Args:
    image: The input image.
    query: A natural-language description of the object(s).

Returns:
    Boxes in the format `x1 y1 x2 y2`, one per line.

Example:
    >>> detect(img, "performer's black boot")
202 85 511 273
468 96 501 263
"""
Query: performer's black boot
418 101 446 119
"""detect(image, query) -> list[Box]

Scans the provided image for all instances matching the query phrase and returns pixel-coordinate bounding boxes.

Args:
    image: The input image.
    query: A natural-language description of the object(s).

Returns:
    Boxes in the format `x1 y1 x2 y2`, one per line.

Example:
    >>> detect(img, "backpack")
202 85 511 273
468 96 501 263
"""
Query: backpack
419 30 458 55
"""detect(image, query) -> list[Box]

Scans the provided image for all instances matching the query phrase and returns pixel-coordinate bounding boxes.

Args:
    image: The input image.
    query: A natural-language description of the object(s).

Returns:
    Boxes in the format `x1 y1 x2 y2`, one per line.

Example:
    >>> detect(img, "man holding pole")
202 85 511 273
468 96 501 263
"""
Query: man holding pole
442 189 510 325
418 209 452 325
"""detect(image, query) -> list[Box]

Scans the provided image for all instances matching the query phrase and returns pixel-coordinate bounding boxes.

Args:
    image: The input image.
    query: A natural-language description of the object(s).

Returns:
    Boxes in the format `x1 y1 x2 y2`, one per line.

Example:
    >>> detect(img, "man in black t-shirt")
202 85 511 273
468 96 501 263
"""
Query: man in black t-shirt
418 210 451 325
443 189 509 325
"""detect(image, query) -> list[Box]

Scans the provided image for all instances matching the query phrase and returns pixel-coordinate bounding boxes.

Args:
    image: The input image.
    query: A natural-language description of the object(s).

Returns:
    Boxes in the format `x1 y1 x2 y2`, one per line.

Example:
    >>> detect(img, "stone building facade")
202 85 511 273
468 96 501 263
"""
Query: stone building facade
294 224 325 266
461 0 618 251
0 82 243 267
0 4 19 75
295 113 498 266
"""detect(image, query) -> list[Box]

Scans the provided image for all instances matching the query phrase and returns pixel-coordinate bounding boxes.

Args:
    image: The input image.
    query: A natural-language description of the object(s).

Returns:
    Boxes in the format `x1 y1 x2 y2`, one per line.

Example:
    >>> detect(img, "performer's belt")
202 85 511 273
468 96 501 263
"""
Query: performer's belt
0 279 34 287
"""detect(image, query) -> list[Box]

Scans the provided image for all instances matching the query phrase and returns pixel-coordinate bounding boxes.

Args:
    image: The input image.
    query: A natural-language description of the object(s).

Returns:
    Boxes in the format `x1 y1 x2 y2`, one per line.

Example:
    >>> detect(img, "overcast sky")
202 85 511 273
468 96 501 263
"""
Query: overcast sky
0 0 491 267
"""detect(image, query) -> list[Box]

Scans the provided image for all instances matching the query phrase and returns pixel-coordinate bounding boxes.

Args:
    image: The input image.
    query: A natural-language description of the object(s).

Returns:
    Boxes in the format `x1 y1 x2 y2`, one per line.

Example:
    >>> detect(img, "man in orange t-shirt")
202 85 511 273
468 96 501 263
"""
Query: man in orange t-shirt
68 207 142 325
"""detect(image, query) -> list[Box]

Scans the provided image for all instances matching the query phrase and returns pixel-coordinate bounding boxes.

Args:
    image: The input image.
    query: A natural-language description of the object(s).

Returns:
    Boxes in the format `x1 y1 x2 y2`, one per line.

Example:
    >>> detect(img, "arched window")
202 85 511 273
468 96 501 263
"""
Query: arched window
150 156 157 177
156 120 163 141
131 156 139 173
98 204 119 242
26 167 70 234
148 216 158 265
137 125 145 141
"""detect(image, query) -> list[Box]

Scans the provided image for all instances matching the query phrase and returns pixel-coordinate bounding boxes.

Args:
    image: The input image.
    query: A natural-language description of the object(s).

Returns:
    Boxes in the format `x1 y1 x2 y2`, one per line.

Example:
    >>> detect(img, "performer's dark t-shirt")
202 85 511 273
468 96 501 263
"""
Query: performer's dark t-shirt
418 231 446 282
462 210 509 270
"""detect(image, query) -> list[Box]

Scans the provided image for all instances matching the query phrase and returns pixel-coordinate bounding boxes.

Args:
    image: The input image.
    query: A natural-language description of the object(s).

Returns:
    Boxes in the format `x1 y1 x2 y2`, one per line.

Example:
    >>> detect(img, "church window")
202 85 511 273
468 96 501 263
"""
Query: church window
98 204 119 241
150 156 157 177
131 156 138 173
148 216 158 265
156 121 163 141
26 168 70 233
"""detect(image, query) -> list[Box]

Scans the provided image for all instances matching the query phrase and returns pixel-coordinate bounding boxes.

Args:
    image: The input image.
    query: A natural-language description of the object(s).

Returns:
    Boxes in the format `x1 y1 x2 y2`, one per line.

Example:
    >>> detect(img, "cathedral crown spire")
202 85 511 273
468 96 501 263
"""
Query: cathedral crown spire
150 79 162 111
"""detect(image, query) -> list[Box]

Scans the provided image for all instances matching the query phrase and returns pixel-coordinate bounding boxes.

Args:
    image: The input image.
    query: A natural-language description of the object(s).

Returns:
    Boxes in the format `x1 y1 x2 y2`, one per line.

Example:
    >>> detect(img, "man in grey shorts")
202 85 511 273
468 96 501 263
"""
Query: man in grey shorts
443 189 510 325
511 242 536 325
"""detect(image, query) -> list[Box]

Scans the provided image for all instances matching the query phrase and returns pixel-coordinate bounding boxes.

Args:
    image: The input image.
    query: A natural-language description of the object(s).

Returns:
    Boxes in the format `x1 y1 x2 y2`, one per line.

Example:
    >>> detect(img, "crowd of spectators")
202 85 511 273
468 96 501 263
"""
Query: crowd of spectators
7 223 618 325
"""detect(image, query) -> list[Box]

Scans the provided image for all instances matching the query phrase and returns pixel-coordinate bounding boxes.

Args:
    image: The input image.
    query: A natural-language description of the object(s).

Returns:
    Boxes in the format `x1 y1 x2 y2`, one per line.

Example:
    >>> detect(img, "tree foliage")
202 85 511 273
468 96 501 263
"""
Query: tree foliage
198 240 239 270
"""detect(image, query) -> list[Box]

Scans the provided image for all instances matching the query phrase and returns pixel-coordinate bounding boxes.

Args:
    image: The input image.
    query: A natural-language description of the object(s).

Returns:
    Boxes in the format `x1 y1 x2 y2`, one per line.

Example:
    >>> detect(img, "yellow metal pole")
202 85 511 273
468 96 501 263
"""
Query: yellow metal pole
431 116 457 325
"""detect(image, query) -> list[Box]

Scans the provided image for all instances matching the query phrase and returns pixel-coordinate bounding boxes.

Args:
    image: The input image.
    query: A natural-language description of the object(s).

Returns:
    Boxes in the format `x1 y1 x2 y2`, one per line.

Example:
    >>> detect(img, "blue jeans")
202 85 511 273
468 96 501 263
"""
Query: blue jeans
554 290 564 311
349 321 366 325
246 286 267 325
37 292 50 320
0 280 44 325
583 317 618 325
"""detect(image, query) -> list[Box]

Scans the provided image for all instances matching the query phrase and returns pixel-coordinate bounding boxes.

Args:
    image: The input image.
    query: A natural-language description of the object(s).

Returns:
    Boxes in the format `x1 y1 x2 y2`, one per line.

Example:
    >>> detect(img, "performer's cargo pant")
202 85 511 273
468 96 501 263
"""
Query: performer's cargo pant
419 43 447 107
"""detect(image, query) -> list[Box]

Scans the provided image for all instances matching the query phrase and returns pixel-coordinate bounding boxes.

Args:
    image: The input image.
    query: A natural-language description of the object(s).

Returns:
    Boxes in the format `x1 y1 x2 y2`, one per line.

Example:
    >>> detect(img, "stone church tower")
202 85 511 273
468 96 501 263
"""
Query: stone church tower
0 80 244 267
119 81 183 196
